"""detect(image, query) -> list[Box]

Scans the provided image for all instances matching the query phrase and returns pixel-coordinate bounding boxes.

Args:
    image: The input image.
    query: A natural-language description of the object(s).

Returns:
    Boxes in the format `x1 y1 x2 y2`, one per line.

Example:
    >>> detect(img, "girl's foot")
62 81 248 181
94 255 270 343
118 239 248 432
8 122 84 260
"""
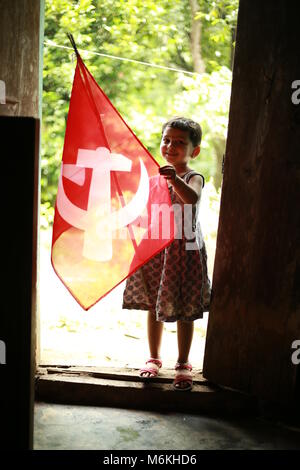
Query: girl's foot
173 362 193 391
139 358 162 378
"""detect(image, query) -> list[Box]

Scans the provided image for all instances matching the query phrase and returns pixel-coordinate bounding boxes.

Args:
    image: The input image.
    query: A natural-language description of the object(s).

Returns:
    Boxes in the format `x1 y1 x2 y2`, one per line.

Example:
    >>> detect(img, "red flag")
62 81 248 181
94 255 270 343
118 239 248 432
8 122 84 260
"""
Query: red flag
51 53 175 310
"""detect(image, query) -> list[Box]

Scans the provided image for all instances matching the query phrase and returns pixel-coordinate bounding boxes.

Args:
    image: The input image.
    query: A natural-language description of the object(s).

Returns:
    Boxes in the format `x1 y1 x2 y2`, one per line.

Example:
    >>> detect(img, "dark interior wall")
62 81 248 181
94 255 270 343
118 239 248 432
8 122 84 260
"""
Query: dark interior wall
0 117 39 449
203 0 300 404
0 0 42 449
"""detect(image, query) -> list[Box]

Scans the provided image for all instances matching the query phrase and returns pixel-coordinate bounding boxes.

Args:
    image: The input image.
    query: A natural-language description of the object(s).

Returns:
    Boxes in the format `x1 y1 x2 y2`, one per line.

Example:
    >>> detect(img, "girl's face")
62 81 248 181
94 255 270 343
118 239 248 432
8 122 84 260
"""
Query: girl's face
160 126 198 166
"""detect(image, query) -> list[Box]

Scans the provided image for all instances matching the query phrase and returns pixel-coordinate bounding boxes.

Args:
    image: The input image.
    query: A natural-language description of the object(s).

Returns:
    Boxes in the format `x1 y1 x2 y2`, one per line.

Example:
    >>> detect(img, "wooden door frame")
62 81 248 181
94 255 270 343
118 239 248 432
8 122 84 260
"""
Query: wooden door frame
203 0 300 406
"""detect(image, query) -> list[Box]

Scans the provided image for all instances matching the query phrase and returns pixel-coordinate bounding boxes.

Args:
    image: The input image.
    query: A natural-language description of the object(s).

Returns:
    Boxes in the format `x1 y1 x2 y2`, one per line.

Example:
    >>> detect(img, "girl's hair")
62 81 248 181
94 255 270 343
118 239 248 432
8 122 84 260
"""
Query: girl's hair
162 116 202 147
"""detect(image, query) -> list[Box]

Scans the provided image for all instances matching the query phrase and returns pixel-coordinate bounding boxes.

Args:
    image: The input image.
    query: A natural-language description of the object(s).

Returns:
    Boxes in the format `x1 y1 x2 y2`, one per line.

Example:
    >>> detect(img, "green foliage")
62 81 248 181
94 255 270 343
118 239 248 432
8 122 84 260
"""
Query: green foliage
40 201 55 229
197 0 239 72
42 0 238 211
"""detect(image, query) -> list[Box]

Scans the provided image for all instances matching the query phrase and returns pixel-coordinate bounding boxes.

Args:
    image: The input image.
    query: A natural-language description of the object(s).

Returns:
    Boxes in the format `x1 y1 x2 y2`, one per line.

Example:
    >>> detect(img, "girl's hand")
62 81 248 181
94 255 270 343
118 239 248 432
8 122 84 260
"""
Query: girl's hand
159 165 177 183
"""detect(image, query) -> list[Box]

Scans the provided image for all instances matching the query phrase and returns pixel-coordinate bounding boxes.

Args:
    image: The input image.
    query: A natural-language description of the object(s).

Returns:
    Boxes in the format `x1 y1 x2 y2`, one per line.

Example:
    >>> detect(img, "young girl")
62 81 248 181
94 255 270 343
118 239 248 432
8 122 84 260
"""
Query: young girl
122 117 211 391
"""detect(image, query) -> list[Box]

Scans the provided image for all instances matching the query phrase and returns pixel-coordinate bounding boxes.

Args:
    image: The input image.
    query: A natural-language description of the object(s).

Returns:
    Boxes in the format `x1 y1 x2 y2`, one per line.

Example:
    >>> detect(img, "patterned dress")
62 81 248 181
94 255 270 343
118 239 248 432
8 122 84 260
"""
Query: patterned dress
122 170 211 322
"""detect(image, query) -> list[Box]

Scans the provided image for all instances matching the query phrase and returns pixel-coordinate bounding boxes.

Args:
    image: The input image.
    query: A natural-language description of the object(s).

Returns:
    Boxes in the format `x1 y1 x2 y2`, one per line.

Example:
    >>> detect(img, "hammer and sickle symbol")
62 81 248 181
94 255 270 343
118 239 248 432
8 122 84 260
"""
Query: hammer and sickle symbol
57 147 149 261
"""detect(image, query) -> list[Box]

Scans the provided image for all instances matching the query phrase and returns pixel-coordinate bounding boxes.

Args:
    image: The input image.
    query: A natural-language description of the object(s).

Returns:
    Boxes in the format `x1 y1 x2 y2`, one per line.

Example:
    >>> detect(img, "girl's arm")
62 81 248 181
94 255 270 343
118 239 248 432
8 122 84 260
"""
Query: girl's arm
159 166 202 204
171 174 202 204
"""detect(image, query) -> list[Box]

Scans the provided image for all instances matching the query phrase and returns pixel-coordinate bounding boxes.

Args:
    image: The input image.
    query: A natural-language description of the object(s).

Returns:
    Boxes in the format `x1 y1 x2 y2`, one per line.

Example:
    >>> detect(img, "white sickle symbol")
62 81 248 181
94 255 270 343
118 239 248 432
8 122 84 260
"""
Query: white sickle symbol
57 147 149 261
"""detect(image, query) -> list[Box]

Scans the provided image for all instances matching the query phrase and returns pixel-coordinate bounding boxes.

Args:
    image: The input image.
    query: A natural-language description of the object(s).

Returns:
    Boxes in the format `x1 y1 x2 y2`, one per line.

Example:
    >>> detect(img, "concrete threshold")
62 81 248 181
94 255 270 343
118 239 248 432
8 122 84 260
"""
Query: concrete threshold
35 366 258 416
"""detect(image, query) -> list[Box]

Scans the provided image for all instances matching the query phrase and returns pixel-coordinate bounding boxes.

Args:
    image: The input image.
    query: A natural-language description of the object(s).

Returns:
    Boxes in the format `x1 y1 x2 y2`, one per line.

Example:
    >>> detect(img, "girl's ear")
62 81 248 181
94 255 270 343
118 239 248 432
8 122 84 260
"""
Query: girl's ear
191 145 201 158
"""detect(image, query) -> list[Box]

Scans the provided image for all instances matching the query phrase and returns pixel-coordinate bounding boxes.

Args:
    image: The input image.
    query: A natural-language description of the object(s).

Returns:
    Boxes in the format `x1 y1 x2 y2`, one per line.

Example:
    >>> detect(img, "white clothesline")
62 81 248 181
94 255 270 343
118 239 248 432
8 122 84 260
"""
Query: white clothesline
44 40 201 77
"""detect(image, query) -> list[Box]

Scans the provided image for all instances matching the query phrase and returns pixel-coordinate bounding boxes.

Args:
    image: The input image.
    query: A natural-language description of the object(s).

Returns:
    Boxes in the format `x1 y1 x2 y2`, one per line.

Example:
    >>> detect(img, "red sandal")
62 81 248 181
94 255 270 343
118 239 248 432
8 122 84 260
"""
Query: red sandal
173 362 193 391
139 358 162 378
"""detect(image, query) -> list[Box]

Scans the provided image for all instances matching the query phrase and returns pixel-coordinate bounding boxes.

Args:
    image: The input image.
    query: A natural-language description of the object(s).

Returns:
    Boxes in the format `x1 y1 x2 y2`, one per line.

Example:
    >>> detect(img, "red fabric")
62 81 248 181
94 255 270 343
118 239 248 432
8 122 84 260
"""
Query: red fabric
51 55 174 310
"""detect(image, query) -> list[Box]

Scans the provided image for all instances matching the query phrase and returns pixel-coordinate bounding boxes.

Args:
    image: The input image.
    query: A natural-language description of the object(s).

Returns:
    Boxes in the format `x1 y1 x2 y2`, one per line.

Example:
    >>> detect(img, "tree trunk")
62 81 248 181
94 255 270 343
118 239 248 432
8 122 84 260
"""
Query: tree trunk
189 0 205 73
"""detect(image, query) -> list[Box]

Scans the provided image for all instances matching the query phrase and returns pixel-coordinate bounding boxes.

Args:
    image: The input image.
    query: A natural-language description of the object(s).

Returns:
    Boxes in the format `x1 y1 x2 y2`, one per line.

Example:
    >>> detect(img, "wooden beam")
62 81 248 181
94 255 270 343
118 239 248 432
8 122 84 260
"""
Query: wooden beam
35 371 258 417
203 0 300 404
37 365 210 384
0 0 42 118
0 0 42 450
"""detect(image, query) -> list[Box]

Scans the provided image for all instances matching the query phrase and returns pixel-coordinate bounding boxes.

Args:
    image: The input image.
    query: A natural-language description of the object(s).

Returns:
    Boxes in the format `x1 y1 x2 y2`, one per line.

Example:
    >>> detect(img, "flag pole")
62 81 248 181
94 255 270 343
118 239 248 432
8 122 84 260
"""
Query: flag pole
66 33 141 257
66 33 79 57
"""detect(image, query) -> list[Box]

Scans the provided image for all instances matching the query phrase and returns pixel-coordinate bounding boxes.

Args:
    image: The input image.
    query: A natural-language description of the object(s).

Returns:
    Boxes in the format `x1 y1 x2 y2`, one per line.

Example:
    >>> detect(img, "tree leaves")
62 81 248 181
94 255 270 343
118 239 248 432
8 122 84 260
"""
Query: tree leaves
42 0 238 208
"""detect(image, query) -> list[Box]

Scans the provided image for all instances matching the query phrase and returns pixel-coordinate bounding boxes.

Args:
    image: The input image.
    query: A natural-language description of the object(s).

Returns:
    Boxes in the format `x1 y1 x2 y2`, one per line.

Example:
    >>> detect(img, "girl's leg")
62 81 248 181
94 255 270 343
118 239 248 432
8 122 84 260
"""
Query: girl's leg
177 320 194 363
141 309 164 378
176 320 194 389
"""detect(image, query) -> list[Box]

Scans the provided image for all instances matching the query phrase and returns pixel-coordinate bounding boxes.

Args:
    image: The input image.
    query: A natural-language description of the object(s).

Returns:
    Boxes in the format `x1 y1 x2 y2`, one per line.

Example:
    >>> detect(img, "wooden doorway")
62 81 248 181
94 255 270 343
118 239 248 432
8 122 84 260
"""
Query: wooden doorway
203 0 300 405
2 0 300 451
